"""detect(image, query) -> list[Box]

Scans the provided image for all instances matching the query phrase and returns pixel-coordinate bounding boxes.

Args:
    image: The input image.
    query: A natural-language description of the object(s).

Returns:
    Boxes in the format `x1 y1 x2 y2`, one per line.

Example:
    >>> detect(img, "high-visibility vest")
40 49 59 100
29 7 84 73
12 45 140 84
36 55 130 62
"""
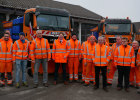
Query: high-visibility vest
30 38 51 61
81 41 89 58
13 39 30 61
111 43 121 60
114 45 135 67
93 44 111 66
0 40 13 62
84 42 96 63
136 47 140 66
67 39 81 58
52 38 69 63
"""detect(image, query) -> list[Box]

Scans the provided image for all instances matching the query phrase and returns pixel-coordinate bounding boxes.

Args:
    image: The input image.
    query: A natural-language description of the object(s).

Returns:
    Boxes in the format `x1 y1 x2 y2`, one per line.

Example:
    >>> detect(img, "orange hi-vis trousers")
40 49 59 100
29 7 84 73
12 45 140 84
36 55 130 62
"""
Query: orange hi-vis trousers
130 67 140 86
0 62 13 85
107 61 117 84
82 60 86 81
68 57 79 80
85 62 95 84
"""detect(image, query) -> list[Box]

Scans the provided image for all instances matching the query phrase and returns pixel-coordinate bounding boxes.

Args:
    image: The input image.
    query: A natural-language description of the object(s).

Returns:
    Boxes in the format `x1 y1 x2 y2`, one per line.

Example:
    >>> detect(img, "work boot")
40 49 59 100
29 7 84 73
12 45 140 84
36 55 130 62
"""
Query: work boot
22 82 28 87
117 87 122 91
135 85 139 89
64 81 68 85
81 81 85 84
74 80 80 83
43 83 49 87
8 83 13 87
125 88 130 92
84 83 89 87
0 84 5 87
16 83 20 88
107 83 112 86
94 86 99 90
33 84 38 88
103 87 109 92
137 89 140 94
69 80 73 83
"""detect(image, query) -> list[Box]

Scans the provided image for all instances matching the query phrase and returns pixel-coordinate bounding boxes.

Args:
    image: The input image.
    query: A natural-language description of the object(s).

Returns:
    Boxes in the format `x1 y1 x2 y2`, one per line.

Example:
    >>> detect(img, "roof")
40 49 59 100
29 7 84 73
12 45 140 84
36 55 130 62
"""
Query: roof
133 22 140 33
0 0 102 21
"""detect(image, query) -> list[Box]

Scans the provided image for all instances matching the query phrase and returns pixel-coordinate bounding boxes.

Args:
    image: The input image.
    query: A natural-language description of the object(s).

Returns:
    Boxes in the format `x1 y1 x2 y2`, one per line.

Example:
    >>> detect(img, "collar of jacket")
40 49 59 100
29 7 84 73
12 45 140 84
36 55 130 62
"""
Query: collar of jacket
36 37 43 41
58 38 65 43
19 39 27 43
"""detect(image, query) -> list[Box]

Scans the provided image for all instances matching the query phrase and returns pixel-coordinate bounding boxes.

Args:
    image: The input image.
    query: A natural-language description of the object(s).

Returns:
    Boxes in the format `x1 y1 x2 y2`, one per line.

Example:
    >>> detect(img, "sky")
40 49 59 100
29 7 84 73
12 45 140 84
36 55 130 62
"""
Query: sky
55 0 140 22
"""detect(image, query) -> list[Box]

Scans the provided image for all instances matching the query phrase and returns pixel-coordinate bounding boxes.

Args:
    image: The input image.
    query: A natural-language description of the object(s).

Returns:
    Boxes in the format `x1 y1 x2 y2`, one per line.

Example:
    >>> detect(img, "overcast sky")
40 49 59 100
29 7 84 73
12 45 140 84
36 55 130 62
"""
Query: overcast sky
55 0 140 22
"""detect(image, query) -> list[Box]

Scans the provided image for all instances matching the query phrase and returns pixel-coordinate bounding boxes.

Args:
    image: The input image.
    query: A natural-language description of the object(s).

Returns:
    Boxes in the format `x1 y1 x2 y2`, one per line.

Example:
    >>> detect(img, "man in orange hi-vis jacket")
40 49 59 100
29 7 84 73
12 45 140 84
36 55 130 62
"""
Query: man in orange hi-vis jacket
81 34 90 83
52 32 69 85
107 36 122 85
93 36 111 92
84 36 96 86
0 32 13 87
30 30 51 88
114 37 135 92
13 32 30 88
67 33 81 82
129 41 140 88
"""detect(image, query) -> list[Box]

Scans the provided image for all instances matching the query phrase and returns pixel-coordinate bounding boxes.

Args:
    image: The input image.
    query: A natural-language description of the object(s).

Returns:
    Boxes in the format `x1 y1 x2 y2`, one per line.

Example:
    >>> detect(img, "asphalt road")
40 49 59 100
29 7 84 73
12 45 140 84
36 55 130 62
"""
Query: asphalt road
0 73 140 100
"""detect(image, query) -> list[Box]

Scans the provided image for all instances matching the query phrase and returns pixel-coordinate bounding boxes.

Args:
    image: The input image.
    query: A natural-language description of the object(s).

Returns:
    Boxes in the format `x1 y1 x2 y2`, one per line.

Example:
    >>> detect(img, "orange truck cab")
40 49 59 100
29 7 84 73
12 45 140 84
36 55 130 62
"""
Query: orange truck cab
3 6 73 75
91 18 133 46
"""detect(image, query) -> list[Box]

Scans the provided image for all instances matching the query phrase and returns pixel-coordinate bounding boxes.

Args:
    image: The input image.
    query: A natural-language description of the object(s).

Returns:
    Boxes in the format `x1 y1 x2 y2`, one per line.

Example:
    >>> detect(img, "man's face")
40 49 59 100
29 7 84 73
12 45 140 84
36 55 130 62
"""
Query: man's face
59 34 64 40
90 37 95 44
87 36 90 41
132 41 139 48
4 34 9 41
5 30 10 35
98 38 103 45
122 39 128 46
72 35 77 40
37 31 42 38
20 35 25 40
116 37 122 44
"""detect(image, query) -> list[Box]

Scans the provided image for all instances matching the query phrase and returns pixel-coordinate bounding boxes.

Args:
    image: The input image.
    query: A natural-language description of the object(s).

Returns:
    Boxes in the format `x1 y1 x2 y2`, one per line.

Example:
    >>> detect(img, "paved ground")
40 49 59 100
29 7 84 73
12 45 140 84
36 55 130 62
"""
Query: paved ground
0 73 140 100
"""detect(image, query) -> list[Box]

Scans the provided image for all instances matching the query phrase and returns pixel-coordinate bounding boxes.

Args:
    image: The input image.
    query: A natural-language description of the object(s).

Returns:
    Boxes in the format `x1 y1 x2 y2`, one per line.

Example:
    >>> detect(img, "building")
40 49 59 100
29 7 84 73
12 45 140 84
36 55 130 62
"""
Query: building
0 0 103 42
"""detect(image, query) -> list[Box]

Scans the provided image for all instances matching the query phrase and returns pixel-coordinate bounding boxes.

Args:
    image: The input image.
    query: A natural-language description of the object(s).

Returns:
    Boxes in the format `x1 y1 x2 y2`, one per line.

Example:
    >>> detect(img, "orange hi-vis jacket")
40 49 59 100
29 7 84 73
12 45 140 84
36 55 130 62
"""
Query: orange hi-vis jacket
105 41 109 47
81 41 89 58
136 47 140 66
111 43 121 60
84 42 96 63
93 44 111 66
0 40 13 62
67 39 81 58
30 38 51 61
13 39 30 61
114 45 135 67
52 38 69 63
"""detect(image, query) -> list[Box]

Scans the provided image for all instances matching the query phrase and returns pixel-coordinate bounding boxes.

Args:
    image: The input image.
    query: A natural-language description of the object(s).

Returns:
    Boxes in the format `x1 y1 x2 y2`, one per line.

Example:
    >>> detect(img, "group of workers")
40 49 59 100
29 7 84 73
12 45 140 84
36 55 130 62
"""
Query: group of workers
0 29 140 94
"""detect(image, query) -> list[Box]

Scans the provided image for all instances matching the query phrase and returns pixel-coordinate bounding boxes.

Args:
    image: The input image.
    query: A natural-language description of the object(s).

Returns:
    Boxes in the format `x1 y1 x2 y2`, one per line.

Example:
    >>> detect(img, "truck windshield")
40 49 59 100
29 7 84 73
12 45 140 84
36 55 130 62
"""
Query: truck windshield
105 24 131 33
37 14 69 31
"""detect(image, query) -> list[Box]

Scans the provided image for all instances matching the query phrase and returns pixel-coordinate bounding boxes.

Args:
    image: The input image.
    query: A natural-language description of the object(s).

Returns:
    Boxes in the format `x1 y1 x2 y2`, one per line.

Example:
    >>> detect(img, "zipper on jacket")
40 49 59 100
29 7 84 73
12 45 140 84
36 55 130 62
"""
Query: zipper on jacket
5 42 7 61
74 41 75 57
40 39 43 58
100 45 101 67
123 47 125 66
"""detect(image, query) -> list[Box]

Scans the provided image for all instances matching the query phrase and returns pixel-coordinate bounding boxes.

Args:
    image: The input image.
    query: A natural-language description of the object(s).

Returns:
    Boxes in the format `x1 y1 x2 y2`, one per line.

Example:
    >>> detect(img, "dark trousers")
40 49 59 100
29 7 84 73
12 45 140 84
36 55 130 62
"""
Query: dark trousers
95 66 107 88
117 66 131 88
54 63 66 81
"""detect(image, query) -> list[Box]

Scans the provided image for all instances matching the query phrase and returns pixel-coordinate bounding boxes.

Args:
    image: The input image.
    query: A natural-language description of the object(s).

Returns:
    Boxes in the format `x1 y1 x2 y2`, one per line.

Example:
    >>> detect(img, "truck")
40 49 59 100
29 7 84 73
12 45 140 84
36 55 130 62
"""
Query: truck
90 17 133 46
3 6 74 75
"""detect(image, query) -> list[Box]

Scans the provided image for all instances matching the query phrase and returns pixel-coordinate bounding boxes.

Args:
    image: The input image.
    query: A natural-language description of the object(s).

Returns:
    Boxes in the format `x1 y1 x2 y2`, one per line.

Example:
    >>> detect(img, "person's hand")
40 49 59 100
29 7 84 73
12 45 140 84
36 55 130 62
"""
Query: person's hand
115 65 117 68
79 58 81 61
32 60 35 63
48 59 51 61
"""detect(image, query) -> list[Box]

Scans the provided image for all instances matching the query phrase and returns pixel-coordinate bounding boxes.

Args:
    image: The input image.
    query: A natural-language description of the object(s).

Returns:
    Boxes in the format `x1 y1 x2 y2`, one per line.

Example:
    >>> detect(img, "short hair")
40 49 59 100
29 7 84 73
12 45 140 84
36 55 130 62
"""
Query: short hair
59 32 64 36
36 30 42 34
98 36 103 40
116 35 122 39
132 40 139 46
122 37 128 41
